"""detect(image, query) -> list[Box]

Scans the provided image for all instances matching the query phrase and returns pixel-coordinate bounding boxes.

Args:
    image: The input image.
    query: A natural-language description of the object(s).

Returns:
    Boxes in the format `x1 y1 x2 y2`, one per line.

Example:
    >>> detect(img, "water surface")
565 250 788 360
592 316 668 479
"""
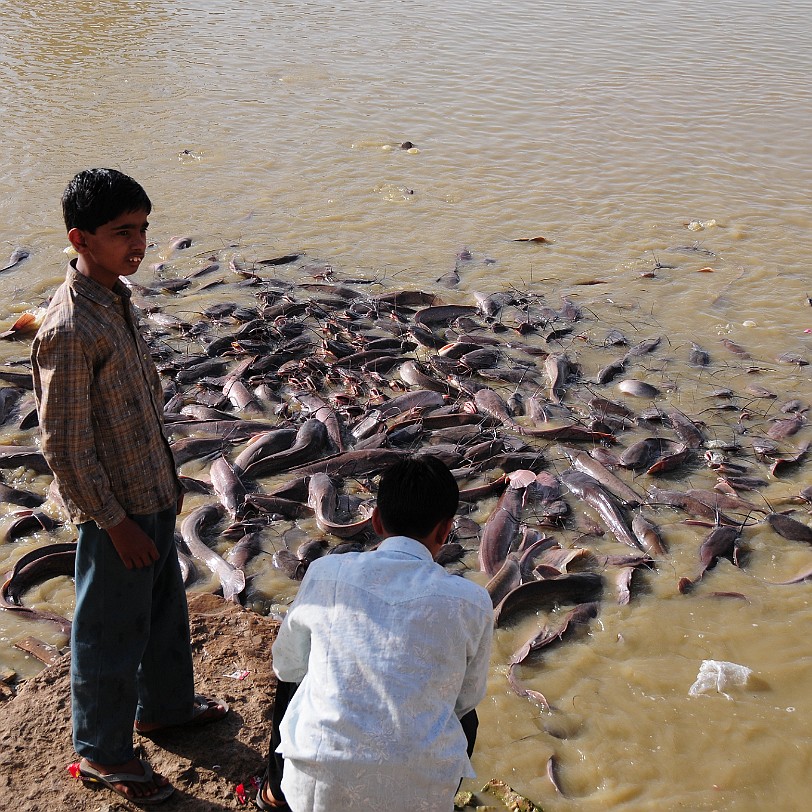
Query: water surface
1 2 811 808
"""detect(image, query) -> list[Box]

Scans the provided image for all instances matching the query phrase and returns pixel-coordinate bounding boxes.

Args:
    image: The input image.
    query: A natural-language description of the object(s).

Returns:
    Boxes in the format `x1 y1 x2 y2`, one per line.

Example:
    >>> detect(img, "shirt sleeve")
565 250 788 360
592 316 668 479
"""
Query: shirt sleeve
271 579 314 684
454 607 493 719
32 326 126 528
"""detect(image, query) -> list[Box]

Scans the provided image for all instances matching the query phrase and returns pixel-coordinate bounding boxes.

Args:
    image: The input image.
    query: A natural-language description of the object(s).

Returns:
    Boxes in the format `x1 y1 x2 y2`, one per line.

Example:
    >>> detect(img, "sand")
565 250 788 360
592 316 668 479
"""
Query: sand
0 593 280 811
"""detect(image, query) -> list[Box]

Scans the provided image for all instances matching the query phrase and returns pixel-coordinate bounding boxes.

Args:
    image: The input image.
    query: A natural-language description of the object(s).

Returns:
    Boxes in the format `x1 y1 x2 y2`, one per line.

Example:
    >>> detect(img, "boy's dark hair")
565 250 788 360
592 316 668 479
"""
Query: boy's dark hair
62 168 152 233
376 455 459 539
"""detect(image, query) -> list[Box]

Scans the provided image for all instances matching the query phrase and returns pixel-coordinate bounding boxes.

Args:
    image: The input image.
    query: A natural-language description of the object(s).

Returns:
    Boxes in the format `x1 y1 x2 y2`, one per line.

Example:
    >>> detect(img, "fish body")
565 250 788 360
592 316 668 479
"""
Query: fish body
544 353 570 404
210 456 247 520
478 481 526 575
766 513 812 544
495 574 603 627
631 514 667 556
561 470 640 550
559 445 641 507
242 419 329 479
180 504 245 600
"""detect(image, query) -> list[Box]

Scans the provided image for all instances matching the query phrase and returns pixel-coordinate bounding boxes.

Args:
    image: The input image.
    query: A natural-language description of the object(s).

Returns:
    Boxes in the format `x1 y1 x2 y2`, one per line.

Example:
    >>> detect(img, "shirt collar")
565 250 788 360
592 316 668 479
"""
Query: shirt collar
66 260 132 307
378 536 435 562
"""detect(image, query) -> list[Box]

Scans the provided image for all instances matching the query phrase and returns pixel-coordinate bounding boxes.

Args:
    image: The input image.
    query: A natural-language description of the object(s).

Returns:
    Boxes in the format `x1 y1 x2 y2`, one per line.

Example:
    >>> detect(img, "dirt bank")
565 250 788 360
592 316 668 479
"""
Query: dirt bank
0 593 280 811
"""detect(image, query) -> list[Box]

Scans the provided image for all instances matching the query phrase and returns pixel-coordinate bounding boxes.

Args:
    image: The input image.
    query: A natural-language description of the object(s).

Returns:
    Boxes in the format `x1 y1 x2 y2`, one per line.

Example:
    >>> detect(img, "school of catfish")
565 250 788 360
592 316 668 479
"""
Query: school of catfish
1 241 811 736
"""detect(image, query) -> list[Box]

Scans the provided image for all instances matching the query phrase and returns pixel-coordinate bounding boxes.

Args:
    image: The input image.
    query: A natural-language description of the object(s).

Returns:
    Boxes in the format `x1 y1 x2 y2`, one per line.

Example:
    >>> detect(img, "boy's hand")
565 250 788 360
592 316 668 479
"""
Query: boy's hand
107 517 160 569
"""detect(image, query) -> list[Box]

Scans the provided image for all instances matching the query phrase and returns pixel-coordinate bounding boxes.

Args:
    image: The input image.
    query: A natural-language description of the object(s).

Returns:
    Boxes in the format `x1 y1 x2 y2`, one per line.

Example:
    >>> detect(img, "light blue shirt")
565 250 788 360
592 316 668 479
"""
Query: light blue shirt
272 536 493 789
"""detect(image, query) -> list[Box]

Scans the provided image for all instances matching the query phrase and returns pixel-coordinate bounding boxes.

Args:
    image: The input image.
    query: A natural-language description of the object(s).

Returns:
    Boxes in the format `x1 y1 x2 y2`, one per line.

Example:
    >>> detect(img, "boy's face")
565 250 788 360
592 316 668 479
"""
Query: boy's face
68 209 149 290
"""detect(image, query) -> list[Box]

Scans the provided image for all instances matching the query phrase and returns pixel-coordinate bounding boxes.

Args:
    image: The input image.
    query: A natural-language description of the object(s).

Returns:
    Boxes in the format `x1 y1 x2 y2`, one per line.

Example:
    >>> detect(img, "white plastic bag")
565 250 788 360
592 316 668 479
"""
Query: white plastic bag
689 659 753 699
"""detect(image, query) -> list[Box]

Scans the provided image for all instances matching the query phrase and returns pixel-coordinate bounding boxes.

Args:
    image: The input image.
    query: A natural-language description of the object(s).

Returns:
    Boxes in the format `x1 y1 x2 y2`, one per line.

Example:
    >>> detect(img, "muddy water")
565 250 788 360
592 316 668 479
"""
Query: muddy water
1 0 811 808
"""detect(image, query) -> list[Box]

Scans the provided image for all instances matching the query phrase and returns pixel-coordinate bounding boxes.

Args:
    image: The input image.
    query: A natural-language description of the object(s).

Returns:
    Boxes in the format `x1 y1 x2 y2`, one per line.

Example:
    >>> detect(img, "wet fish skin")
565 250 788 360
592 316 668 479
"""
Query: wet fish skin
544 353 570 404
459 347 500 371
180 503 246 601
561 470 641 550
307 473 373 538
244 494 314 520
506 600 599 709
0 481 45 509
485 553 522 607
689 343 710 366
297 538 330 564
684 488 766 518
210 456 247 521
226 530 265 570
646 445 692 475
290 448 407 477
720 338 750 358
376 389 445 419
767 414 805 440
413 304 479 328
478 481 526 576
1 542 77 606
273 549 306 580
170 437 232 467
232 428 299 475
619 438 674 471
175 541 199 586
241 418 329 479
631 514 667 556
398 360 454 395
3 510 60 543
623 336 661 360
475 291 515 318
617 379 659 399
0 247 30 273
0 445 50 474
434 541 466 567
595 358 626 384
699 525 741 571
558 445 641 507
646 487 739 526
293 391 346 452
765 512 812 544
667 410 704 449
615 566 636 605
407 324 446 350
474 387 524 434
495 575 603 627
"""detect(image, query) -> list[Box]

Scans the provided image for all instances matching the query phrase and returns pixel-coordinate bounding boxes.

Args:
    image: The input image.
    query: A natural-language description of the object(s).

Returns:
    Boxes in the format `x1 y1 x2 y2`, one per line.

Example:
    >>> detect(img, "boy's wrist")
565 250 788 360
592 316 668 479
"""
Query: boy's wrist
95 505 127 531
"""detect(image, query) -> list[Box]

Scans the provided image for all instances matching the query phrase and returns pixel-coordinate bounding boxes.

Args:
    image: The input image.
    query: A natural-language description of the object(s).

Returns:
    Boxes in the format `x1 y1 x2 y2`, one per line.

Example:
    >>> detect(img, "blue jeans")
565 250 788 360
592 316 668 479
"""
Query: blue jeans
72 506 195 764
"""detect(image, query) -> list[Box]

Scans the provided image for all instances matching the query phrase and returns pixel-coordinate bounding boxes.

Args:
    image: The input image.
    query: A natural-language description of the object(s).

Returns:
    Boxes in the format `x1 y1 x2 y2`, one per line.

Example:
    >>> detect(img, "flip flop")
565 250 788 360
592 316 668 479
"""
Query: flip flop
255 777 291 811
135 694 230 735
78 757 174 806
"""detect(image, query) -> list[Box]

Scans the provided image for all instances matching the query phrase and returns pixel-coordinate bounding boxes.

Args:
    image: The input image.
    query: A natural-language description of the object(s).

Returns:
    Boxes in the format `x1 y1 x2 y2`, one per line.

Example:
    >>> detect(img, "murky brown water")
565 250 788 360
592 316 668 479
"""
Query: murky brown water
1 1 811 808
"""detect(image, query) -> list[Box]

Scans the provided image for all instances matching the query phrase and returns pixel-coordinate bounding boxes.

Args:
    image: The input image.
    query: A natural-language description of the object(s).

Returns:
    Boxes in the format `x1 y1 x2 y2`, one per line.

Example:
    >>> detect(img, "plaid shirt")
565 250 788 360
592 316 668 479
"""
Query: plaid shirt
31 263 181 528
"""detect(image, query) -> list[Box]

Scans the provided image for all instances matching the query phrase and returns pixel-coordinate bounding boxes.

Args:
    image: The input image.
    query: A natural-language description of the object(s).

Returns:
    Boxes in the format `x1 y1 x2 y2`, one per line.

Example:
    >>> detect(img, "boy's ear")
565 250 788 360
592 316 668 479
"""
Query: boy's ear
67 227 87 253
434 516 454 546
371 507 385 537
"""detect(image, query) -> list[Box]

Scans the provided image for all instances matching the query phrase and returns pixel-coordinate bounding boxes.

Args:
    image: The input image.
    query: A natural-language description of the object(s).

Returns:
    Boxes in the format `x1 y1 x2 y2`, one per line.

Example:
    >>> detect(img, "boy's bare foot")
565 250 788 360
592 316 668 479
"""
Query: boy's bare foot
78 756 173 804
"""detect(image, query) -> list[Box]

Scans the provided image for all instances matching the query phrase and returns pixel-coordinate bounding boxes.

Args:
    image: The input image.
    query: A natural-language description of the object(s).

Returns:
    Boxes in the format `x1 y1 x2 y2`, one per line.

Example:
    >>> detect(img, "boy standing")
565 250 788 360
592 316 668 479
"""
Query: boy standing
31 168 226 805
260 456 493 812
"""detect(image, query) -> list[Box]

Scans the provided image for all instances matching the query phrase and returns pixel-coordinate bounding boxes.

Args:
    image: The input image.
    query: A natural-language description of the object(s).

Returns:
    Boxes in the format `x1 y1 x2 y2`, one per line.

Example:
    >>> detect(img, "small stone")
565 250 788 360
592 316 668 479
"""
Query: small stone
455 790 474 808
